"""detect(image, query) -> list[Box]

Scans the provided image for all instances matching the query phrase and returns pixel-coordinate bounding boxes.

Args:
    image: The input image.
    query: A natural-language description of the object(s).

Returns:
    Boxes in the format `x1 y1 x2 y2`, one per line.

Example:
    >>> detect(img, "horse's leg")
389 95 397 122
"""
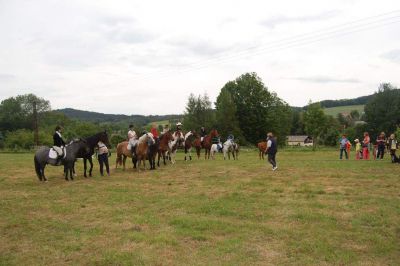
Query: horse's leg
70 164 74 180
88 157 93 177
41 164 46 181
83 158 87 177
123 155 126 170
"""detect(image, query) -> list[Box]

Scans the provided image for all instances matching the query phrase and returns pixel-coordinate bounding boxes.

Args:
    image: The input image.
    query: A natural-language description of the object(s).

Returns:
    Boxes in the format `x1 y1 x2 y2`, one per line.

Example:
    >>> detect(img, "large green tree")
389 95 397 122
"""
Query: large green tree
303 102 327 150
220 72 292 144
364 83 400 135
215 88 243 141
183 93 216 132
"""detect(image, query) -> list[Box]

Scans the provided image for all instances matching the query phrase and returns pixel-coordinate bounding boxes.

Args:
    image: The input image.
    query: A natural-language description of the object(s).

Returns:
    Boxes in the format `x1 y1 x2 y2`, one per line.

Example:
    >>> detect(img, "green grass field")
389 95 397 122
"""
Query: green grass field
1 149 399 265
323 105 365 117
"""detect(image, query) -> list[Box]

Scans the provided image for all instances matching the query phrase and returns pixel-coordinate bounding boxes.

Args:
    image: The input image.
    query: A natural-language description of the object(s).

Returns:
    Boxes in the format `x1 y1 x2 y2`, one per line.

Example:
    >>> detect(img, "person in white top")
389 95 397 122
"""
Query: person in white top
97 141 110 176
127 124 138 154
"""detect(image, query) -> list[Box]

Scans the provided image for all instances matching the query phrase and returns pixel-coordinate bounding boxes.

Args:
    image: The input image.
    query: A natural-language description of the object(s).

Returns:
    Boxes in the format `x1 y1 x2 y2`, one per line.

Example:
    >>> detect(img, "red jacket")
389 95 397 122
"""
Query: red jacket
150 127 159 138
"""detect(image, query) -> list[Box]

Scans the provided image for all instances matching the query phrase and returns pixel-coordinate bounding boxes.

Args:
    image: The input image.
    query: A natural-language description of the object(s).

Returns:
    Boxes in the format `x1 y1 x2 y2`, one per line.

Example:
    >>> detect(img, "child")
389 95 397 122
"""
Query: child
388 133 398 163
362 132 370 160
97 141 110 176
346 139 352 158
354 139 362 160
339 134 349 160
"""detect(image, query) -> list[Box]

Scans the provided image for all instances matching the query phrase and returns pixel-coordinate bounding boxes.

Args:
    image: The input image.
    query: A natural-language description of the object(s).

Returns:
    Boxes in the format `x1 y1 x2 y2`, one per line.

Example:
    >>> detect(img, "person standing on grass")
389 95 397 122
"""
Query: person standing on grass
388 133 398 163
97 140 110 176
376 132 386 160
265 132 278 171
354 139 362 160
339 134 349 160
362 132 370 160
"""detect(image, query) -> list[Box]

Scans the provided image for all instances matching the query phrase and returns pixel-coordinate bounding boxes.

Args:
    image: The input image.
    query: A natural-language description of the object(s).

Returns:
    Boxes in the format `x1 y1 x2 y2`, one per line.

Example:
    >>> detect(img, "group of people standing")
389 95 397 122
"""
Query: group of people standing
339 131 399 162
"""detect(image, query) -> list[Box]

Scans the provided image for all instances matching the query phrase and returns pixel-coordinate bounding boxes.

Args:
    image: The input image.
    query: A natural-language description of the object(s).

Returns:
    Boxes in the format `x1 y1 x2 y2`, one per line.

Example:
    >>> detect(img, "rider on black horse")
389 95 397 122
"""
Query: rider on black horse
53 125 66 165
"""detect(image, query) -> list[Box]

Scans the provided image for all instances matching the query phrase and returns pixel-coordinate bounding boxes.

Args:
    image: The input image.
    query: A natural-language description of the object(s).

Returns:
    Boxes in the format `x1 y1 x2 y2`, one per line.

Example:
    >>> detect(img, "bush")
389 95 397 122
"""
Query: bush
4 129 34 150
110 134 126 147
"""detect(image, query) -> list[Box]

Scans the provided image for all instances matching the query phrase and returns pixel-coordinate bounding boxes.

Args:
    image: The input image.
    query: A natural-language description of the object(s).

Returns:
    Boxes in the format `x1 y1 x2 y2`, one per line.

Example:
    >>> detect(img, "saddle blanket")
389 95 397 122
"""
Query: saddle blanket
49 147 66 159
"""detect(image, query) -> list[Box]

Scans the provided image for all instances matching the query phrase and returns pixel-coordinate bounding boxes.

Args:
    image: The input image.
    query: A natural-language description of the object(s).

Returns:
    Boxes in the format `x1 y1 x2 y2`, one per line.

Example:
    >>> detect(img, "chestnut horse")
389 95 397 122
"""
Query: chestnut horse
158 131 174 166
116 141 132 170
257 141 267 160
202 129 219 160
133 133 154 171
193 132 202 159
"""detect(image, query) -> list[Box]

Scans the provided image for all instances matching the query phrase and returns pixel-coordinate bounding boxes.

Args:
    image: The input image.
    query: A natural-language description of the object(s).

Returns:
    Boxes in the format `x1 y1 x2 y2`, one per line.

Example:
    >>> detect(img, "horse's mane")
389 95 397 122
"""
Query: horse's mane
85 131 107 148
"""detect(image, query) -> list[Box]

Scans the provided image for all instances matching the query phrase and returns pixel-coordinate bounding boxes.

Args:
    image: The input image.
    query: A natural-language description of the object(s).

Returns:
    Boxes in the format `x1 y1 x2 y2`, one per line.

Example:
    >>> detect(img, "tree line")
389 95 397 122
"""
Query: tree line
1 75 399 150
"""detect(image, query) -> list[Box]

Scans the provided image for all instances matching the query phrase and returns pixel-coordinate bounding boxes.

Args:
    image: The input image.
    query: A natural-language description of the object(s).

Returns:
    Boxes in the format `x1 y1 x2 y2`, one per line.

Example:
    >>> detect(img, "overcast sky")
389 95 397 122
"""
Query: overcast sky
1 0 400 115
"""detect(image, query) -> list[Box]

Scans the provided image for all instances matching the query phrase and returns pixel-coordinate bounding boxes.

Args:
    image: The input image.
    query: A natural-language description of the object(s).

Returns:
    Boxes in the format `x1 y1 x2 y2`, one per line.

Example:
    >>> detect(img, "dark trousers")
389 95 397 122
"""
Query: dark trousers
340 148 348 159
267 152 277 168
376 145 385 159
98 153 109 176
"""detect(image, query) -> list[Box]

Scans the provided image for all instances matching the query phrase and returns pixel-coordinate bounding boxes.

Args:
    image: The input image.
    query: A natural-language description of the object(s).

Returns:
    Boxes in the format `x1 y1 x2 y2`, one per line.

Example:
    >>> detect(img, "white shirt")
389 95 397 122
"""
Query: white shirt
267 139 272 148
128 130 137 140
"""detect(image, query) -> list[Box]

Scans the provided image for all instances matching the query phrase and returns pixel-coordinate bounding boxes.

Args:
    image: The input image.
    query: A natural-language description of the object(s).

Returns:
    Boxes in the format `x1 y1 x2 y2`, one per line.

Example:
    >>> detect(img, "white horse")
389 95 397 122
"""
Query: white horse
210 140 222 160
223 139 239 160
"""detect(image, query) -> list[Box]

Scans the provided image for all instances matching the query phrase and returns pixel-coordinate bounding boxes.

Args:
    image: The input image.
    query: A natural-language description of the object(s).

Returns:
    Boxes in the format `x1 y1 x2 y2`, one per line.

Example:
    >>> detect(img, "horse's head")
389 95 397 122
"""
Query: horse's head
98 131 111 148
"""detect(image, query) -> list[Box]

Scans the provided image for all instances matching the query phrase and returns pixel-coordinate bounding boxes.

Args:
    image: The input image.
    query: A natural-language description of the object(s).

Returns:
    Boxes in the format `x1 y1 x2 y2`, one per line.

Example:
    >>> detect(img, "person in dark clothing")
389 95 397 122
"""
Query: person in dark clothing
53 125 66 147
376 132 386 160
200 127 207 143
265 132 278 171
53 125 66 165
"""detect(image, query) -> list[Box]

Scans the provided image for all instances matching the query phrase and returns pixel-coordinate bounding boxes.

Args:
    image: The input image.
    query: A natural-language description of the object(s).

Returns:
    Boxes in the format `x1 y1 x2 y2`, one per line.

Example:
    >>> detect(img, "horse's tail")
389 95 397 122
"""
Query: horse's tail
34 155 41 178
116 148 122 167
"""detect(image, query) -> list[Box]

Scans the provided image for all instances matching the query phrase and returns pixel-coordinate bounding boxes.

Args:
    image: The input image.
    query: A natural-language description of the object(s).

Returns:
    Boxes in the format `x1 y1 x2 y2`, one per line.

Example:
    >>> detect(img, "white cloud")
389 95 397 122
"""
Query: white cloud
0 0 400 114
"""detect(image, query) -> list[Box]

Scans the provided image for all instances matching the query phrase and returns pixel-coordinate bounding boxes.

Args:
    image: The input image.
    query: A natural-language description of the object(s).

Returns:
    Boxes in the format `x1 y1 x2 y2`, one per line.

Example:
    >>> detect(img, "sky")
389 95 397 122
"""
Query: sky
0 0 400 115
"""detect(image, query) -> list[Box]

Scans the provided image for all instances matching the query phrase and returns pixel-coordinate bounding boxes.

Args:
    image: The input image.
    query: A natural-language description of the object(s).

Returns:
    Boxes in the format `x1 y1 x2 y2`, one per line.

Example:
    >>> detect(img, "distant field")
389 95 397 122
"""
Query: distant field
323 105 365 117
1 149 399 265
146 120 170 128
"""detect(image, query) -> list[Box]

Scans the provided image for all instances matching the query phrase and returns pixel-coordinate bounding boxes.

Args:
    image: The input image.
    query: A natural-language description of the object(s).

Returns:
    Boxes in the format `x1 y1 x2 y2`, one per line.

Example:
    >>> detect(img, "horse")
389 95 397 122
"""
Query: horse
132 133 154 171
257 141 267 160
147 136 159 170
34 139 90 181
167 136 180 164
184 131 195 161
158 131 174 166
76 131 111 177
193 132 202 159
210 143 220 160
115 141 132 170
202 129 219 159
223 139 239 160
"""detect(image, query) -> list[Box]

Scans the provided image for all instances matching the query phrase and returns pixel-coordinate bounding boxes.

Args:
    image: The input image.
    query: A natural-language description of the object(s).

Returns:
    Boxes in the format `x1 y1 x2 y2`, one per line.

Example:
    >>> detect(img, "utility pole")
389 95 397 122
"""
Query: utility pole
33 101 39 146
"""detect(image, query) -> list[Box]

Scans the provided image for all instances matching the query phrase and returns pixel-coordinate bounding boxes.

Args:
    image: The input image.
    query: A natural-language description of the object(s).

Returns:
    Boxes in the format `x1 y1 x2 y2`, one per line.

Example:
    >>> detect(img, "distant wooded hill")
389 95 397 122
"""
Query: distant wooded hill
56 108 183 125
56 93 375 124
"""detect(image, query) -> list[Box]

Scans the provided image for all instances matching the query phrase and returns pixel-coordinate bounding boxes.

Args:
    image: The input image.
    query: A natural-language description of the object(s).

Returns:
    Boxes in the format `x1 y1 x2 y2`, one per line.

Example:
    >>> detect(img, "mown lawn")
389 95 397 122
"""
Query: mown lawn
0 149 399 265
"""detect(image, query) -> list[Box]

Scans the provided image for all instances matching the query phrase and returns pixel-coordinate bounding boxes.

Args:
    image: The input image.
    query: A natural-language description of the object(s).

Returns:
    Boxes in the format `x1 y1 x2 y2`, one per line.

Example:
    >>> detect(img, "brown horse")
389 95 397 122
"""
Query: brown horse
193 132 202 159
133 133 154 171
158 131 174 166
184 131 196 161
257 141 267 160
202 129 219 160
116 141 133 170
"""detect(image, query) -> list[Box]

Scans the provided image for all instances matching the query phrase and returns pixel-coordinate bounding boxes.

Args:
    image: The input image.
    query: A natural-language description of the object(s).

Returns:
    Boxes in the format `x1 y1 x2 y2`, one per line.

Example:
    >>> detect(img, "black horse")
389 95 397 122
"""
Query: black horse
147 137 159 170
34 139 90 181
76 131 111 177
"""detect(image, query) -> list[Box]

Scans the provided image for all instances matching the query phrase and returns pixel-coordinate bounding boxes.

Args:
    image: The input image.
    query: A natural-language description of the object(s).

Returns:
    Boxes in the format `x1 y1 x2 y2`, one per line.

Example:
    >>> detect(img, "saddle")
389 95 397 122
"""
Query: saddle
49 146 66 159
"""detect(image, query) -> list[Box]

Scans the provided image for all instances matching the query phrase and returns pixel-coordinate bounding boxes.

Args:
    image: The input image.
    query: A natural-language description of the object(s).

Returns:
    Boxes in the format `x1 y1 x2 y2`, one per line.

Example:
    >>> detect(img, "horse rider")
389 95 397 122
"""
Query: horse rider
227 134 234 141
150 124 159 139
200 127 207 143
53 125 66 165
127 124 138 157
160 124 169 136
